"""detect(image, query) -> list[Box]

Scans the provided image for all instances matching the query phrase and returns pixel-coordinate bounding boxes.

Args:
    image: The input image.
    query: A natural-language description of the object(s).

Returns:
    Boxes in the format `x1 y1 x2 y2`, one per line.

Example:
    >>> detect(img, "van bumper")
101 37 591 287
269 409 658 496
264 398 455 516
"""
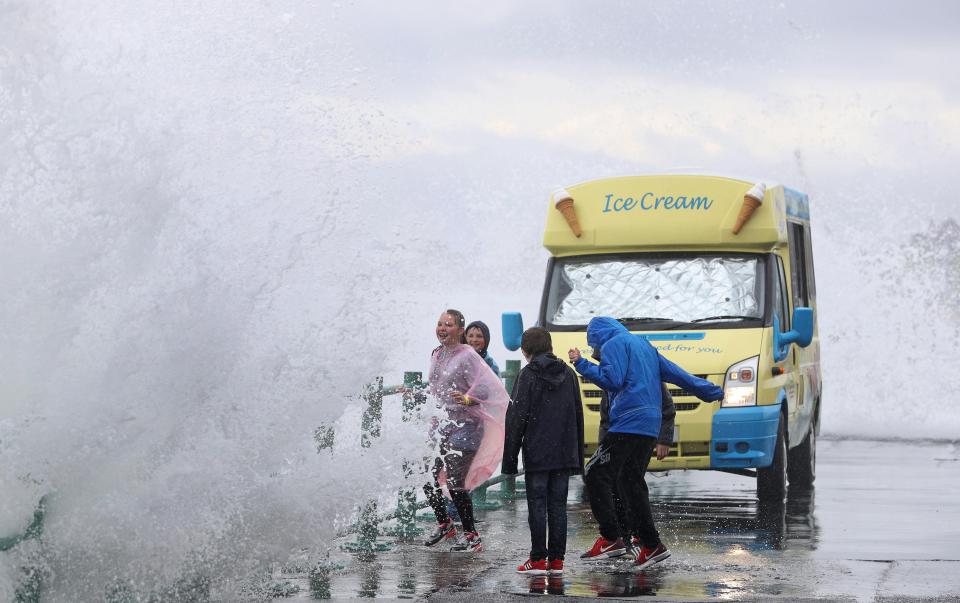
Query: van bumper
710 405 781 470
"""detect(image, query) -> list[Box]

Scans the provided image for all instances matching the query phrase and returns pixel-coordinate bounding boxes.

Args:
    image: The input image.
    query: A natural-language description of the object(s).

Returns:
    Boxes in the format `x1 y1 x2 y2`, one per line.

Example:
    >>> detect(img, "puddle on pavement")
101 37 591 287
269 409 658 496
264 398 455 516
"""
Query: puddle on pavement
274 440 960 600
274 474 818 600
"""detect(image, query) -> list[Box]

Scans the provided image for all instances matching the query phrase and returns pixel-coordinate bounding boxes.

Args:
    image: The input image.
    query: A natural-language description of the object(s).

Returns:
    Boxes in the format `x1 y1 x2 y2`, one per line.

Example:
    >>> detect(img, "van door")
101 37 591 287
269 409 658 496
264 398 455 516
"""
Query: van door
787 222 818 438
773 254 801 434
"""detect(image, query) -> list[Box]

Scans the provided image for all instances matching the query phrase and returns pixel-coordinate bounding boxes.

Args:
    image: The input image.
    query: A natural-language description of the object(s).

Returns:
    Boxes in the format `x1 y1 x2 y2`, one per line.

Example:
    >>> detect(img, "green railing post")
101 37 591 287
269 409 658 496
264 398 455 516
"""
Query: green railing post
401 371 425 420
503 359 521 395
360 377 383 449
386 371 425 540
386 486 422 541
489 472 517 500
309 559 334 599
487 359 524 500
471 481 501 510
342 498 391 555
343 378 391 555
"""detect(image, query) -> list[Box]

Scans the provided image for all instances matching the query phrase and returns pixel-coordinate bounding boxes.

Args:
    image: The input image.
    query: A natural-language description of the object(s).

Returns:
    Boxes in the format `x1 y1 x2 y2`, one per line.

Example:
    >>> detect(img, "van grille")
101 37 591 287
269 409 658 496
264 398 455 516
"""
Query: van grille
584 375 708 386
681 441 710 456
579 376 718 416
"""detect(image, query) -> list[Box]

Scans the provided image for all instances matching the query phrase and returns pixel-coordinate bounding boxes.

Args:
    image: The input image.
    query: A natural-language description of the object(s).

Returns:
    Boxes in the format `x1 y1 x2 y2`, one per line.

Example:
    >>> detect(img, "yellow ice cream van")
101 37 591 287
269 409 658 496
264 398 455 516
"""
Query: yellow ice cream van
503 174 820 501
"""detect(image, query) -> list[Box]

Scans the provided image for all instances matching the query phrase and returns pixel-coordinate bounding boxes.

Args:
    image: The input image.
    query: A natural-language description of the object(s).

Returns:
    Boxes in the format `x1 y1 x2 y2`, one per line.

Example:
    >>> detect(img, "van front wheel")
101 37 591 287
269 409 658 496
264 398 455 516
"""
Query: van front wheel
788 421 816 488
757 415 787 502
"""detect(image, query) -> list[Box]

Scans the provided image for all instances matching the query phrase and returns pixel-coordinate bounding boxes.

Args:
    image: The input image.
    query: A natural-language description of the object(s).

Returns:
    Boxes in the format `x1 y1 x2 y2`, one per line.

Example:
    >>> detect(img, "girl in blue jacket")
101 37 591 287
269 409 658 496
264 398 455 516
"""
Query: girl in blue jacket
569 316 723 569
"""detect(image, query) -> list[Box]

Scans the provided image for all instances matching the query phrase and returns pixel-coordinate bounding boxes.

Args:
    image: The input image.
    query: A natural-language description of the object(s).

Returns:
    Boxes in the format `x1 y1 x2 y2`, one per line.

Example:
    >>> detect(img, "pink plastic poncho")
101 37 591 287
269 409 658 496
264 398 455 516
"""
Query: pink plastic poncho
429 343 509 491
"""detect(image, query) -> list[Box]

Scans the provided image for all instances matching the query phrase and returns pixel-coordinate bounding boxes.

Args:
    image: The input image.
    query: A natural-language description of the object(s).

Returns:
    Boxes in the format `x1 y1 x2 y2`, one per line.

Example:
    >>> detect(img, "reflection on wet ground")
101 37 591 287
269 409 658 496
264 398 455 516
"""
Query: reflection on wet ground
273 438 960 601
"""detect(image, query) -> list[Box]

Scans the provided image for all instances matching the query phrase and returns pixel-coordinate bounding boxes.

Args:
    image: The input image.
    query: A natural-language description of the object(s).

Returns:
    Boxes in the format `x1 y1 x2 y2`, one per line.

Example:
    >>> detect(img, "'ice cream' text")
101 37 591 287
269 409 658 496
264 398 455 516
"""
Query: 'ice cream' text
603 192 714 213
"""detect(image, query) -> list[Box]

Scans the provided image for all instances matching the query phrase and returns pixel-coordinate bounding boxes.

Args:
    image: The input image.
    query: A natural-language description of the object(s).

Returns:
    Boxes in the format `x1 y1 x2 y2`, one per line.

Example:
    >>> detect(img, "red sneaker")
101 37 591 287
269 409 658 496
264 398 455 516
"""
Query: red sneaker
547 558 564 575
516 558 548 575
634 543 670 570
580 536 627 559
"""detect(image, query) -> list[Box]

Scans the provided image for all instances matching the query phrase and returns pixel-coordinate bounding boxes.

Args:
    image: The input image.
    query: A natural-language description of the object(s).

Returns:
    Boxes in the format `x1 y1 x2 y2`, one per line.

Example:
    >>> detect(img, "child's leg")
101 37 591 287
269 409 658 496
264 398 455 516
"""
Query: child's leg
524 471 549 561
423 455 450 524
449 489 475 533
584 433 630 540
627 436 660 548
445 498 462 523
446 448 478 533
545 469 570 560
613 487 631 541
618 454 645 541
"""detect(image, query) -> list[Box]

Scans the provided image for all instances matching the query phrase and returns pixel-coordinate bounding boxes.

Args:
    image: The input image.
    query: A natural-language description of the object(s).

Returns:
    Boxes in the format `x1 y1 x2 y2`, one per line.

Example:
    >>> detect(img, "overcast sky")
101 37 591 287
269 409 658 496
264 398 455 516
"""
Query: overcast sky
311 1 960 186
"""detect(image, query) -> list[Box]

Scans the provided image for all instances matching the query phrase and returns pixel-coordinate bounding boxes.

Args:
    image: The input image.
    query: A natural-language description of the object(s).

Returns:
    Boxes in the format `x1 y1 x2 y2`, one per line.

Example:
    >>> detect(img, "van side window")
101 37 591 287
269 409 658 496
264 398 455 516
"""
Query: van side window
787 222 808 307
773 255 789 329
803 224 817 302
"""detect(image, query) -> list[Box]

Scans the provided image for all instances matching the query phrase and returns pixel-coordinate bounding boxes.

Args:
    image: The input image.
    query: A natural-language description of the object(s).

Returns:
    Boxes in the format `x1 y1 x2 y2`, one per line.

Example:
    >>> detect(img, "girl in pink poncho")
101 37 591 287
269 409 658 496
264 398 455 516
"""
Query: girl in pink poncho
422 309 508 553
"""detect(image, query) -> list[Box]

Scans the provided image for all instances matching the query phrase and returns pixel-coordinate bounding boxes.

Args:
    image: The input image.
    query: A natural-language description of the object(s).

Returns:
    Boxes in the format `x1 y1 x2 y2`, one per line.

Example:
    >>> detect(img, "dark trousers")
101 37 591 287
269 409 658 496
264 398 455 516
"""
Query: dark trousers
614 446 661 547
525 469 571 561
424 446 477 532
584 432 660 546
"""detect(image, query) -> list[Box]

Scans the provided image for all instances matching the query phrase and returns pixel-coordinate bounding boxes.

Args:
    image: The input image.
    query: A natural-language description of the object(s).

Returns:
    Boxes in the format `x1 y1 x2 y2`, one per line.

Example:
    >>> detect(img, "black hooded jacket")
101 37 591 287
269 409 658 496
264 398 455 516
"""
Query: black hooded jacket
502 353 585 474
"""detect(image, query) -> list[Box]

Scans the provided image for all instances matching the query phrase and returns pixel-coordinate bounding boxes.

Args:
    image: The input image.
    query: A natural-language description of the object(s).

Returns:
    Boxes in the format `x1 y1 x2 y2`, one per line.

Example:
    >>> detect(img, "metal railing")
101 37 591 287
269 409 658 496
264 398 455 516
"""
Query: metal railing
332 360 525 554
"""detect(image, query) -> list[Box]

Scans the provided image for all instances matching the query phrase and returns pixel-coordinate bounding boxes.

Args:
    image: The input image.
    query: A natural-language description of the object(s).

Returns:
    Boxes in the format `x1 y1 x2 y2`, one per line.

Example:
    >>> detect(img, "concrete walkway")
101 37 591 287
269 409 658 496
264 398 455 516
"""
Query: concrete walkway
274 438 960 601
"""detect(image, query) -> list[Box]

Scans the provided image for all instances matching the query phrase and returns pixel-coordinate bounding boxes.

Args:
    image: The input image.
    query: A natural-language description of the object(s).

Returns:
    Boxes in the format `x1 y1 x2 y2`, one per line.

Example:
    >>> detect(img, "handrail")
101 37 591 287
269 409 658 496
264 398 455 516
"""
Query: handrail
336 469 525 538
329 362 524 550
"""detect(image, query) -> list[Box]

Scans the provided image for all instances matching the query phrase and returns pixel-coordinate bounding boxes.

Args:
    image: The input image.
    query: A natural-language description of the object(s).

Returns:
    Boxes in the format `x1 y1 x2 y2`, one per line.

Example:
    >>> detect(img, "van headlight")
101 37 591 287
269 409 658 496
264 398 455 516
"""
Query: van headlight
722 356 759 407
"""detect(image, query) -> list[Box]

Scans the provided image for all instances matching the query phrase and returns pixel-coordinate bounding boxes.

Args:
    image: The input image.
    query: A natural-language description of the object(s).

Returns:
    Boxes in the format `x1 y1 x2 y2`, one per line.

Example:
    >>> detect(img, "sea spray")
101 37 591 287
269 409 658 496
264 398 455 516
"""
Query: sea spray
0 2 449 599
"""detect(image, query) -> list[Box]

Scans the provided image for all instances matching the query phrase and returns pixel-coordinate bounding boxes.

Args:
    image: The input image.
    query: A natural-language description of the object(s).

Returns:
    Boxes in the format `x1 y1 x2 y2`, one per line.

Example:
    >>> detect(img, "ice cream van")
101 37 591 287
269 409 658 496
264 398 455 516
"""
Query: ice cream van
502 174 820 501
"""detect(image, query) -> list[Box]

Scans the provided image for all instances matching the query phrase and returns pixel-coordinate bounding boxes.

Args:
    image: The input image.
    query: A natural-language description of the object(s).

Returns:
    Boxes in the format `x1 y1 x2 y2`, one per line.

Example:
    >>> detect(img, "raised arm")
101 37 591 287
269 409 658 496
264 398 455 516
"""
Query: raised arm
657 353 724 402
574 339 627 391
572 367 586 474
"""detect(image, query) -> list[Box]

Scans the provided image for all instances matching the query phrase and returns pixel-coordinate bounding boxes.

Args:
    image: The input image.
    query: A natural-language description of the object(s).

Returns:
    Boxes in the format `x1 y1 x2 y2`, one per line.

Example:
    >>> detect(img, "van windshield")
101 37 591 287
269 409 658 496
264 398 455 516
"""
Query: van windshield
542 253 766 330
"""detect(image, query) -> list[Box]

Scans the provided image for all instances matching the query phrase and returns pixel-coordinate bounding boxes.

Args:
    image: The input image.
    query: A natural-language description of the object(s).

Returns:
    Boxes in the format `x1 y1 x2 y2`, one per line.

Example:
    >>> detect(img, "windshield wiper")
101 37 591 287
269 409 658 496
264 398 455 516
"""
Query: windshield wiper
689 315 759 323
618 317 675 323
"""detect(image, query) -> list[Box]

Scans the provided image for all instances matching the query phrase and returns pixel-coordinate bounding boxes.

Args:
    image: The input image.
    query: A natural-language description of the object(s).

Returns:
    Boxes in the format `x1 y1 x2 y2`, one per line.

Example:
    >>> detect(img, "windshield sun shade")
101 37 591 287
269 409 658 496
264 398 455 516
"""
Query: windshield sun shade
548 256 762 326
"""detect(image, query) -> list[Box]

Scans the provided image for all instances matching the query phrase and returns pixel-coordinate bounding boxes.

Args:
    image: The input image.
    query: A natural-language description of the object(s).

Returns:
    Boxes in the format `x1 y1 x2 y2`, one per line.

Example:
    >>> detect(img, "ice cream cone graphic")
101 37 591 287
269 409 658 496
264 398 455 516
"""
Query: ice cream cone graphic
732 182 766 235
553 187 582 237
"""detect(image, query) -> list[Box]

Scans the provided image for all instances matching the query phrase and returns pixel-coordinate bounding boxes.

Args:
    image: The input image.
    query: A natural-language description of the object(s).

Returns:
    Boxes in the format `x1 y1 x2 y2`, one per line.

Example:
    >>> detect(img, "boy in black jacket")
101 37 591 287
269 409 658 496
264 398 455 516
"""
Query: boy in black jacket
503 328 585 576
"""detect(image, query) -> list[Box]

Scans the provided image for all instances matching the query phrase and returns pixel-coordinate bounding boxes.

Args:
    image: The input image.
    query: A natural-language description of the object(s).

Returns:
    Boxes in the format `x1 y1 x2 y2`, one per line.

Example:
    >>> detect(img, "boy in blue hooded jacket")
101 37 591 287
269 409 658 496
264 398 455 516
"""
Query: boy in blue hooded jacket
569 316 723 569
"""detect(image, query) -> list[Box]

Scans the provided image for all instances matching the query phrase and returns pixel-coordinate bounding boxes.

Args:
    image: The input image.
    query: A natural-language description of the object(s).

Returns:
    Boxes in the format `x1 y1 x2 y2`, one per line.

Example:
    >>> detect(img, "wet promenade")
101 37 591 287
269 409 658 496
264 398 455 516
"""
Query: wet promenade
273 438 960 601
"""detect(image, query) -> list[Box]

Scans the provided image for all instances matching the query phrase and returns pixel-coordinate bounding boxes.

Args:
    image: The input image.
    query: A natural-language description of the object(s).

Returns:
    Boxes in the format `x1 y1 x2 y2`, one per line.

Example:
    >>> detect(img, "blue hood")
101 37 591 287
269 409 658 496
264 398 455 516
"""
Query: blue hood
587 317 629 350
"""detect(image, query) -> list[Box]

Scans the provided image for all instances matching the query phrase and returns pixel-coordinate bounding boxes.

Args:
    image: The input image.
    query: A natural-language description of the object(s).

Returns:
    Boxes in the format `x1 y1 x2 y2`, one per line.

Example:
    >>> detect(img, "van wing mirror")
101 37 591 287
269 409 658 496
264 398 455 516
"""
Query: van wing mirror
502 312 524 351
773 307 814 362
789 307 814 347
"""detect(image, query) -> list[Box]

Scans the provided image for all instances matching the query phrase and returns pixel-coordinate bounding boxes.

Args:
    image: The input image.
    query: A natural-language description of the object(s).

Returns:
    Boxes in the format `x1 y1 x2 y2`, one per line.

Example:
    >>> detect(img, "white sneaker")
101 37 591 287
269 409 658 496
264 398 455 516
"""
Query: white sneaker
449 531 482 552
